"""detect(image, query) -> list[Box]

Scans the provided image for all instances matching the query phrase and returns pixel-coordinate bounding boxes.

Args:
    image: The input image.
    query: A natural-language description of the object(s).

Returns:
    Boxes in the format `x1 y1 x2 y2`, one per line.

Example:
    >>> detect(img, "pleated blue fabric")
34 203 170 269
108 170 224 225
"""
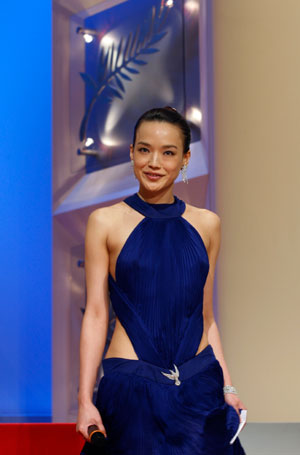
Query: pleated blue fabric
91 192 246 454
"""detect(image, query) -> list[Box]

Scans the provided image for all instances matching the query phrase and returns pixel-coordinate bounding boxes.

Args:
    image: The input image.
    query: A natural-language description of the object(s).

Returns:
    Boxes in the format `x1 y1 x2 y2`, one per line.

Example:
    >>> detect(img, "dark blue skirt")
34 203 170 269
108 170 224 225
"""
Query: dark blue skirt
94 344 246 454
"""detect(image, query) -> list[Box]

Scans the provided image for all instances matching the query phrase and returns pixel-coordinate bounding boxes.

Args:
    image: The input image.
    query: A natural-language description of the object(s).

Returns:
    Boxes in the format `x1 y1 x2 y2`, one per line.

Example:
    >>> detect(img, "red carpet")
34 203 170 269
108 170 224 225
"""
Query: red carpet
0 423 84 454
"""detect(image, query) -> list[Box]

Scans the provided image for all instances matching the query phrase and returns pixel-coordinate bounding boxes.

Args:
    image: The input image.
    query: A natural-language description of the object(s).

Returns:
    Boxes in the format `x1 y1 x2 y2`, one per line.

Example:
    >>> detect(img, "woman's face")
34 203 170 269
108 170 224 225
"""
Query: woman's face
130 121 190 193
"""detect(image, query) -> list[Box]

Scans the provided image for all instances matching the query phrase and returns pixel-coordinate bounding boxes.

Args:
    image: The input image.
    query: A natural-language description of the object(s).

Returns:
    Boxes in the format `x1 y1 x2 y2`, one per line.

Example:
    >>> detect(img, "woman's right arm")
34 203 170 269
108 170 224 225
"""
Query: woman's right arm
76 209 110 440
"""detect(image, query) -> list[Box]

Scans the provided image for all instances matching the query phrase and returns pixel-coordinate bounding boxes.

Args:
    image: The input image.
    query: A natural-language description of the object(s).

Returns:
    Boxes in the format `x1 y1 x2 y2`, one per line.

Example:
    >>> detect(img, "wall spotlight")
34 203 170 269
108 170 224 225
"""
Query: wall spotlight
186 107 202 125
76 27 98 43
83 33 94 43
165 0 174 8
85 137 94 147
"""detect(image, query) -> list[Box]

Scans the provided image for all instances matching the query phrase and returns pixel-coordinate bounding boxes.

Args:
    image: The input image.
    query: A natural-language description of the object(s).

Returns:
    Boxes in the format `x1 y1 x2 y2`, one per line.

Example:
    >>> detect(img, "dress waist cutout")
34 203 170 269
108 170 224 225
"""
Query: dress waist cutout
108 192 209 369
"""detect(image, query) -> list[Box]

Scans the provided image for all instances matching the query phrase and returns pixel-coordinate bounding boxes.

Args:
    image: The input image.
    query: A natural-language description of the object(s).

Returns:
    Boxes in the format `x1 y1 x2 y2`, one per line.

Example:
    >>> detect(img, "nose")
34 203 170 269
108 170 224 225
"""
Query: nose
148 151 161 168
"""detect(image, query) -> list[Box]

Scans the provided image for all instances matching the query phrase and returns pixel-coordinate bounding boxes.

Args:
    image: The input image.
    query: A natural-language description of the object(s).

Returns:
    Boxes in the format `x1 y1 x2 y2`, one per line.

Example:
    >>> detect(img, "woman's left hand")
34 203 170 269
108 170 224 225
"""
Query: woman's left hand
224 393 247 423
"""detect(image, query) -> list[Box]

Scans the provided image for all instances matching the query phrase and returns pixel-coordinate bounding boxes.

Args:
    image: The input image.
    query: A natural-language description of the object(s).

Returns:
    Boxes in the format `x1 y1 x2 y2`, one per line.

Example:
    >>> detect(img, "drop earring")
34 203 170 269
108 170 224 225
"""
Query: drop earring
181 163 188 184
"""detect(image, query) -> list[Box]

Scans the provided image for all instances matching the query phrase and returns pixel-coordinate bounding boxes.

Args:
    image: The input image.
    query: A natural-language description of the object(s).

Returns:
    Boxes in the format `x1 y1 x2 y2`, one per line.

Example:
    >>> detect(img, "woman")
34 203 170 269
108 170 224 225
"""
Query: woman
76 107 247 454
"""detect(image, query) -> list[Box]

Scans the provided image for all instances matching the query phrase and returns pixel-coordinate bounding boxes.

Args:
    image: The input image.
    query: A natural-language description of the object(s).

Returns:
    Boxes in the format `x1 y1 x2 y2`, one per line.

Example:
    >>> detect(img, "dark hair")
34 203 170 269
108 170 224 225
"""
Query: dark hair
132 106 191 155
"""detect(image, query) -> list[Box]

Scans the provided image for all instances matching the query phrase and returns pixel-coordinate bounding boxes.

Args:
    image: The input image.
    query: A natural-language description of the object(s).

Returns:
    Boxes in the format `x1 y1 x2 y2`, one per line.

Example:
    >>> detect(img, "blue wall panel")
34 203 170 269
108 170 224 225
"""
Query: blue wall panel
0 0 52 420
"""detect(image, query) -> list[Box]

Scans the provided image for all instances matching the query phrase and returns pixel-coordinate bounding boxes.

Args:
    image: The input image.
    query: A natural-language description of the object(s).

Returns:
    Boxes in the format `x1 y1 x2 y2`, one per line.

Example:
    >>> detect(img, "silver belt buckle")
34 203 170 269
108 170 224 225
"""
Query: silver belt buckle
161 363 181 386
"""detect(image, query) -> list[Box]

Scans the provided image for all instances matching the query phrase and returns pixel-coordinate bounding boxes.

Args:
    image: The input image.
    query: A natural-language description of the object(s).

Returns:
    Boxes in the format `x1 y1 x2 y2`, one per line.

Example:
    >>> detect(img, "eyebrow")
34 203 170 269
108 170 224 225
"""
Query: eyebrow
137 141 178 149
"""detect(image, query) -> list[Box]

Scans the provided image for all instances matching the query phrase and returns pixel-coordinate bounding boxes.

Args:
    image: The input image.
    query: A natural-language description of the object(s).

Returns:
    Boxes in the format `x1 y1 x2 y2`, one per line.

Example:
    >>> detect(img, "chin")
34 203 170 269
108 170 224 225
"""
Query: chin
141 180 173 194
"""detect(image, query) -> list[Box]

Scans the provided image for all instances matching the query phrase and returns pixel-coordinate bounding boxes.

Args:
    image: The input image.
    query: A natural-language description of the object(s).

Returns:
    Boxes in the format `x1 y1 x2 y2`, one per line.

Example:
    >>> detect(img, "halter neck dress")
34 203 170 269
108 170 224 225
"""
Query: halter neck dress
82 192 246 455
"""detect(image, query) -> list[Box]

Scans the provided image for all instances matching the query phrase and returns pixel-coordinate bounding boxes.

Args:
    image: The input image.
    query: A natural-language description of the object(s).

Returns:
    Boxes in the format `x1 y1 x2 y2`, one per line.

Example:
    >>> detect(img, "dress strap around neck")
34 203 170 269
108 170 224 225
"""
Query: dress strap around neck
123 192 186 219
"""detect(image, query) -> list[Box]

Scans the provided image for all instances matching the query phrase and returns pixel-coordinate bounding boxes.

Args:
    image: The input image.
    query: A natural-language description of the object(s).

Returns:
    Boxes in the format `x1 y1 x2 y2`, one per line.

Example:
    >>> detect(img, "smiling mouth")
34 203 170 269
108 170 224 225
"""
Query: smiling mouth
144 172 164 177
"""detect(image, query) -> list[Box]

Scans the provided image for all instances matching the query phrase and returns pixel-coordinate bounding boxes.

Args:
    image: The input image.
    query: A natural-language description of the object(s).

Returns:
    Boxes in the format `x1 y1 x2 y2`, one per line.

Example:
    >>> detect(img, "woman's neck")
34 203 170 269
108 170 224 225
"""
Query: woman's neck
137 188 175 204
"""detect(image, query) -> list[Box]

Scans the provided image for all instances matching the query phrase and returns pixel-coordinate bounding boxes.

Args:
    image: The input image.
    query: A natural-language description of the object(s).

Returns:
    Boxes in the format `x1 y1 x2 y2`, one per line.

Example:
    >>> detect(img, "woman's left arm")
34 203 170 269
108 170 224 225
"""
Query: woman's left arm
202 212 247 419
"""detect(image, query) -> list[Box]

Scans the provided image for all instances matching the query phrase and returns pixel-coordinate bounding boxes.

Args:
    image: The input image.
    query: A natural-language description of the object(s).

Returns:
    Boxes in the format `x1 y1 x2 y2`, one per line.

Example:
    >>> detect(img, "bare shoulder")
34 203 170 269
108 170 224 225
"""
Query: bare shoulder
185 203 220 228
184 203 221 253
86 200 128 234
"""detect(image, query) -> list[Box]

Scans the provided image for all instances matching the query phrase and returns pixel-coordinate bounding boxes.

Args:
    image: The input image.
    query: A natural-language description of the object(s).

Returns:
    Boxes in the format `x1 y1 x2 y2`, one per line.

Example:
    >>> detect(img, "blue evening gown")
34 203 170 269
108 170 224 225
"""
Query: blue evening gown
82 192 246 454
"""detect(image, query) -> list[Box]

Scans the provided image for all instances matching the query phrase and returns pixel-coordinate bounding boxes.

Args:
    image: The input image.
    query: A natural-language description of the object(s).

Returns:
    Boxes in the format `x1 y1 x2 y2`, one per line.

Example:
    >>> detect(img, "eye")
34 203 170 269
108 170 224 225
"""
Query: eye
164 150 175 156
138 147 149 153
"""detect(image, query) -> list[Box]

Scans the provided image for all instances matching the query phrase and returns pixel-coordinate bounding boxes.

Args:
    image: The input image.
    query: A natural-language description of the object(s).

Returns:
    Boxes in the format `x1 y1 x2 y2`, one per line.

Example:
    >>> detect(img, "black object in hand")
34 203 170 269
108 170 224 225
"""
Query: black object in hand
88 425 107 448
80 425 108 455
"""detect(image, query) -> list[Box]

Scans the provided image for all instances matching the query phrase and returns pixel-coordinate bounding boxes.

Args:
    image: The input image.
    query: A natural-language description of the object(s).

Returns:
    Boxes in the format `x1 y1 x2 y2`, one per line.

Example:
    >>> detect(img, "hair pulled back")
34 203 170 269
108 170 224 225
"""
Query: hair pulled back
132 106 191 155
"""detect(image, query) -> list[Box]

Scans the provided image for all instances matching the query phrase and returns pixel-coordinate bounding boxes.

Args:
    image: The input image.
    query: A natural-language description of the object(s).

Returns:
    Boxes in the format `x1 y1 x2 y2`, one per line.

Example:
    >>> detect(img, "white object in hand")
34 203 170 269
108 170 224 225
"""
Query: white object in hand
230 410 247 445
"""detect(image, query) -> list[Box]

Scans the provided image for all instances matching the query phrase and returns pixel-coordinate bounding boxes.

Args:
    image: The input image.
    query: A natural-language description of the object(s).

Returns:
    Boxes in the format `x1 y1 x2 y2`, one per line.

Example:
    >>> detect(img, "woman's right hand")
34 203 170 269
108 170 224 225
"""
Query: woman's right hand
76 401 107 441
